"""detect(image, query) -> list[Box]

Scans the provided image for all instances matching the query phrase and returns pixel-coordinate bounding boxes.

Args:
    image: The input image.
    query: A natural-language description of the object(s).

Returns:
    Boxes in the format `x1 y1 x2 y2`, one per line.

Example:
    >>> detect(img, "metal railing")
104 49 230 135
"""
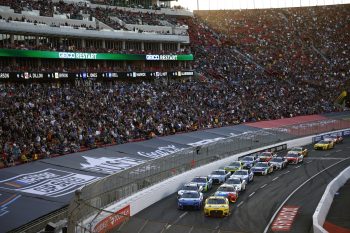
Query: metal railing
65 117 350 232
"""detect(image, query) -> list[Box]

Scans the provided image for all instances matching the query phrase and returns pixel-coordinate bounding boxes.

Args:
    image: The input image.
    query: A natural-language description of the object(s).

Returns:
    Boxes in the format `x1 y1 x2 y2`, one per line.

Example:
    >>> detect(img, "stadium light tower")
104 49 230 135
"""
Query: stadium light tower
197 0 199 10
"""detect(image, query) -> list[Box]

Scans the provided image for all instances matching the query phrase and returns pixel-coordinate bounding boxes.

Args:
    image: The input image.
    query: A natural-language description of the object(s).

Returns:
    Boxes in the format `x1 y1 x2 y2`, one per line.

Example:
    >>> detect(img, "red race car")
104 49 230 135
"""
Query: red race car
284 151 303 164
324 135 343 144
257 152 276 162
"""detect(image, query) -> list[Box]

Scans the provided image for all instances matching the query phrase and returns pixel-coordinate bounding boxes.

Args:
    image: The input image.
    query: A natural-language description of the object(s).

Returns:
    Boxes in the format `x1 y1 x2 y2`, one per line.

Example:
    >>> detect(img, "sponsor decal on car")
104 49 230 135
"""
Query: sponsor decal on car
0 169 99 197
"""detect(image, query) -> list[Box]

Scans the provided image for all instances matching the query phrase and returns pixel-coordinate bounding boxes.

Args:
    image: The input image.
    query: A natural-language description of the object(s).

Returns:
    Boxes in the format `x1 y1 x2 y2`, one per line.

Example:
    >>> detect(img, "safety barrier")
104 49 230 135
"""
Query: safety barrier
313 166 350 233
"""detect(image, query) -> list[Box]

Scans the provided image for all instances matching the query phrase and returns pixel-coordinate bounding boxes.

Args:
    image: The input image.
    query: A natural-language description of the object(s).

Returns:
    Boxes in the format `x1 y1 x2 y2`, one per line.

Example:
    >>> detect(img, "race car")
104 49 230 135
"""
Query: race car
177 191 203 210
269 157 288 169
214 184 238 203
289 147 308 157
231 169 254 183
208 169 231 184
224 161 244 174
191 176 213 192
240 156 256 169
284 151 303 164
204 196 230 217
257 152 276 162
314 140 334 150
251 162 274 175
177 183 203 198
324 135 343 144
224 177 246 192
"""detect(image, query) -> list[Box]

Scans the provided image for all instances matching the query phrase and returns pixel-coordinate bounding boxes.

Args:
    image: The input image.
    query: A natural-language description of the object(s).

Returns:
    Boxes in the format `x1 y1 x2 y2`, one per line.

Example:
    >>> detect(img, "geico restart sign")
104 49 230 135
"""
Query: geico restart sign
146 55 178 61
59 52 97 59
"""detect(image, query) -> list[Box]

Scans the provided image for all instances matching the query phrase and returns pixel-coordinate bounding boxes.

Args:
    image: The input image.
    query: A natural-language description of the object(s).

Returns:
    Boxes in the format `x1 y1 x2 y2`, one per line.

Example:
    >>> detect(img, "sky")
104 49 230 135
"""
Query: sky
172 0 350 11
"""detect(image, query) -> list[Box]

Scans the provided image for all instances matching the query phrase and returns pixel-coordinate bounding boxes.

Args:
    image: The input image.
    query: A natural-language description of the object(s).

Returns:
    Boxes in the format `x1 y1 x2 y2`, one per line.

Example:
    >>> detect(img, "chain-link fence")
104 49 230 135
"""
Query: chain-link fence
68 117 350 233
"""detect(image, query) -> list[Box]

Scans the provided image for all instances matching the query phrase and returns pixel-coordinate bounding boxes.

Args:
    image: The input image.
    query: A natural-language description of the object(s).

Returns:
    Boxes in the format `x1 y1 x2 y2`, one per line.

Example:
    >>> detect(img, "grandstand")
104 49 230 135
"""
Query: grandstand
0 0 349 232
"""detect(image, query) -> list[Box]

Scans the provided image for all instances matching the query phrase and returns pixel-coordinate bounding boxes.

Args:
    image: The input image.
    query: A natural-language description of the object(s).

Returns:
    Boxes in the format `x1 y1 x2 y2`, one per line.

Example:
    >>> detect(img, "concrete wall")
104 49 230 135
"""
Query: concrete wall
313 166 350 233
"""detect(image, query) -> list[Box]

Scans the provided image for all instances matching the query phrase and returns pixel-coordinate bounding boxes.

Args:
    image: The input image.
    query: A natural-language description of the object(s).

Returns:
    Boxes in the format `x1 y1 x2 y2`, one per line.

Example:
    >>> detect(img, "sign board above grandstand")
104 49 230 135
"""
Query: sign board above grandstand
0 49 194 61
0 71 195 81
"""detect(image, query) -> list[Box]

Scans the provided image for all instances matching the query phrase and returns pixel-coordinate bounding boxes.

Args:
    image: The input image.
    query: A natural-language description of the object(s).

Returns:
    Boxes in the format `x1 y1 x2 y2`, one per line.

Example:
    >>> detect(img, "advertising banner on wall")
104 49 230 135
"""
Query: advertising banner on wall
312 129 350 142
0 71 195 81
93 205 130 233
0 49 194 61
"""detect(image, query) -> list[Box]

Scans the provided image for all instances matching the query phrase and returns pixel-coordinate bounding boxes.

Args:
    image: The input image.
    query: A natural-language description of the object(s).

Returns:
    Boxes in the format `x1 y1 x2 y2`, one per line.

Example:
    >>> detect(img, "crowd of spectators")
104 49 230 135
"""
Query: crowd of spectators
0 0 187 32
0 0 53 16
0 15 97 30
0 75 339 167
1 4 350 167
193 5 350 87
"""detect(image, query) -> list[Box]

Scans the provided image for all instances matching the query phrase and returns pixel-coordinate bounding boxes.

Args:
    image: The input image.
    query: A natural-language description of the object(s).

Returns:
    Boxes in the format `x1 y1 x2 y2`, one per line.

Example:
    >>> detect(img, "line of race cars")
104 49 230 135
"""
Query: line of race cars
176 135 344 217
313 135 343 150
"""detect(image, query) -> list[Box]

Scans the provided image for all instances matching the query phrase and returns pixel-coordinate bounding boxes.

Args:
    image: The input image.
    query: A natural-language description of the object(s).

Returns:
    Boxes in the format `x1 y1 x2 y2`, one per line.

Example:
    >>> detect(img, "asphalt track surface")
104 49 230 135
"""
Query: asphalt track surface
117 141 350 233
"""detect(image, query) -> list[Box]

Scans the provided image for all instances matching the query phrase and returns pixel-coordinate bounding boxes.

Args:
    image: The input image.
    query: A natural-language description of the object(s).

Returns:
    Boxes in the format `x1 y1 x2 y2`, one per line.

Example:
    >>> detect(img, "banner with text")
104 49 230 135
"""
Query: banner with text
0 71 194 81
0 49 193 61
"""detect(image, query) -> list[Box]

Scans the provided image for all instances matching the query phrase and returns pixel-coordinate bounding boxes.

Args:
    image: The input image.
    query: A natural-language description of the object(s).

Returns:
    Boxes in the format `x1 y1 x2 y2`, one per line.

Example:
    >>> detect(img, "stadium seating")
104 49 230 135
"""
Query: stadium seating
0 3 349 167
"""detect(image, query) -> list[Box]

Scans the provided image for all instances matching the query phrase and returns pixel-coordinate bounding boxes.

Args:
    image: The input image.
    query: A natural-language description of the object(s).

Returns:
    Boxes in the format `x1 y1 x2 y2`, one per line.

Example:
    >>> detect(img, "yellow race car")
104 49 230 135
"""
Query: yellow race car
289 147 308 157
224 161 244 174
314 140 334 150
204 196 230 217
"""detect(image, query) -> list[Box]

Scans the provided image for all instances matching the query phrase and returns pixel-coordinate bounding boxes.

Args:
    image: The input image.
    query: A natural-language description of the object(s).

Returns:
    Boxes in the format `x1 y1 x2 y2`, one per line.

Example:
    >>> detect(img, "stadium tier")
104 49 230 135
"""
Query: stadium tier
0 2 350 232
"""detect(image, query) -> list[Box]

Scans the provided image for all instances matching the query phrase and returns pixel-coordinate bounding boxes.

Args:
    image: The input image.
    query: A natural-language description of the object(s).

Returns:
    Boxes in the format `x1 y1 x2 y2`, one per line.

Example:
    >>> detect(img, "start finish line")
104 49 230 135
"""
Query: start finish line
271 206 300 231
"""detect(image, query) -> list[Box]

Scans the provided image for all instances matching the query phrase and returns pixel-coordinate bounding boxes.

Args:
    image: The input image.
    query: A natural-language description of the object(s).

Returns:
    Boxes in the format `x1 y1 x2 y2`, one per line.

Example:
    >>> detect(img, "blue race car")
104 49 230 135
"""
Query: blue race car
191 176 213 192
177 183 203 198
208 169 231 184
240 156 256 169
231 169 254 183
177 191 204 210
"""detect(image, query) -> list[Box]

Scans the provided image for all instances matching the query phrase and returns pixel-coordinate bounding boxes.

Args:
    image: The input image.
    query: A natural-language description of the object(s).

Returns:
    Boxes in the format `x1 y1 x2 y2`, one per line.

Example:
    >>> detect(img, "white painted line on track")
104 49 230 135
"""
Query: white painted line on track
306 157 344 160
272 177 279 181
137 219 149 233
335 149 342 153
179 212 188 219
163 212 188 231
248 192 255 197
263 157 350 233
324 153 331 157
306 161 312 164
282 171 290 175
237 201 244 208
295 165 301 169
161 223 170 232
260 184 267 189
187 226 194 233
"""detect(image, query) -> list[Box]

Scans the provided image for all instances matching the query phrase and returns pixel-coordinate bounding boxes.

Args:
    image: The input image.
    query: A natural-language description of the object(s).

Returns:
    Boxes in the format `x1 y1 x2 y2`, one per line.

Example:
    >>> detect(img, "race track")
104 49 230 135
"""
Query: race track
117 141 350 233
